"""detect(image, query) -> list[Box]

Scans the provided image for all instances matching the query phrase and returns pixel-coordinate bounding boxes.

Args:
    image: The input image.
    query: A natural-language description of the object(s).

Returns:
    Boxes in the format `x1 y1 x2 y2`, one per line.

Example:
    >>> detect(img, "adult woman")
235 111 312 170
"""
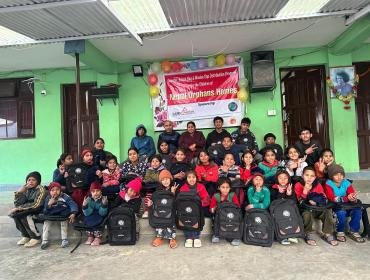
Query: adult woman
120 147 147 183
178 121 206 164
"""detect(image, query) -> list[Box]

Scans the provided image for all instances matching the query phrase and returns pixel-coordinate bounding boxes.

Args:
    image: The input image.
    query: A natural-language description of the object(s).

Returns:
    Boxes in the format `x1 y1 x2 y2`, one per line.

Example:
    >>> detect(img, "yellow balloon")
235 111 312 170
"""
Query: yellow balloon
149 86 159 97
215 54 226 66
237 87 249 103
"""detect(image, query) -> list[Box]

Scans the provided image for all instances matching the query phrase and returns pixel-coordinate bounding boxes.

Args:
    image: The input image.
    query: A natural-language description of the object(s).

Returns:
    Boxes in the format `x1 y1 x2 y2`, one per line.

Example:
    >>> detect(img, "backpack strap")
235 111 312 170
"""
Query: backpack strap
215 193 221 203
215 192 234 203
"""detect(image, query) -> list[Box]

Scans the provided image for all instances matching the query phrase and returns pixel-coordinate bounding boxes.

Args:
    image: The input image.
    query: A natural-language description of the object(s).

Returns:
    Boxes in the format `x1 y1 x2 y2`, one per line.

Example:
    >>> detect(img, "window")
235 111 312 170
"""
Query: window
0 78 34 139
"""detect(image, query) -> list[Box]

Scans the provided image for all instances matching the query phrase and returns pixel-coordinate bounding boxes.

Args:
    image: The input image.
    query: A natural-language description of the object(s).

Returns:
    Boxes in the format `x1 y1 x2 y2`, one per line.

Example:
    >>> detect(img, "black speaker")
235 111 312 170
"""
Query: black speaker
251 51 276 91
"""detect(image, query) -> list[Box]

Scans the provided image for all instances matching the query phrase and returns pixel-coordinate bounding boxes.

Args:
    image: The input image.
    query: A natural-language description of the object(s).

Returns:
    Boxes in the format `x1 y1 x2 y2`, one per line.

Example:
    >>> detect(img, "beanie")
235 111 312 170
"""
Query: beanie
81 148 92 158
26 171 41 185
158 170 173 182
327 164 345 180
252 172 264 181
48 182 61 192
90 181 102 192
126 177 142 194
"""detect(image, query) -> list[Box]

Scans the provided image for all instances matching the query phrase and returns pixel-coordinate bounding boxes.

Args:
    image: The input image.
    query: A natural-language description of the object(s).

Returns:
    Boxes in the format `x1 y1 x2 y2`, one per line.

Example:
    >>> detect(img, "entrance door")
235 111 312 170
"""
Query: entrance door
63 83 99 161
355 62 370 169
280 66 329 148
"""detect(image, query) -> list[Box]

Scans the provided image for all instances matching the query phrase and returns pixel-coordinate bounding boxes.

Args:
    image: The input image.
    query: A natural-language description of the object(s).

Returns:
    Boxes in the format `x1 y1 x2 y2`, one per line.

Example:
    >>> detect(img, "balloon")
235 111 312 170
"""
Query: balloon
172 61 183 72
151 62 161 73
238 78 248 88
161 60 172 73
207 57 216 67
237 87 249 103
149 86 159 97
190 60 198 71
226 54 235 65
215 54 226 66
198 58 207 69
147 74 158 85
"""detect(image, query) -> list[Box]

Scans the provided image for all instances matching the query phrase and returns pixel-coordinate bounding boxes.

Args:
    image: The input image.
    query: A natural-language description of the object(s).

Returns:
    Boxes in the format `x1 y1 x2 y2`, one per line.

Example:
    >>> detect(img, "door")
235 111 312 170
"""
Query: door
355 62 370 169
280 66 329 148
63 83 99 161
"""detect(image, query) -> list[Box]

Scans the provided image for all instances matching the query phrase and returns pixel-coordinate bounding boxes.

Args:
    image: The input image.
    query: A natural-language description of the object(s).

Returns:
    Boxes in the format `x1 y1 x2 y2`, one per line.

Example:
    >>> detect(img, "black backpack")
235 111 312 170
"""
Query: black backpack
66 163 90 191
149 190 175 228
214 196 243 240
174 192 204 231
269 199 304 241
107 206 136 245
243 209 274 247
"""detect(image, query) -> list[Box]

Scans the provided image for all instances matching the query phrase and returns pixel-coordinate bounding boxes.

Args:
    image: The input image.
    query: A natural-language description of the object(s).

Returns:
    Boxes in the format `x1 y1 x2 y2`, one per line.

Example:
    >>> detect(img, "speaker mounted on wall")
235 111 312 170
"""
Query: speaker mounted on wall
251 51 276 91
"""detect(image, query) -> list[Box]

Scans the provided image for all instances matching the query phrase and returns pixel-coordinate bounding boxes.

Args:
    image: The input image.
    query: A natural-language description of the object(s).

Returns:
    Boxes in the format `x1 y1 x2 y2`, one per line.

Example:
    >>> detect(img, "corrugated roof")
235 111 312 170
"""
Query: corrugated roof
277 0 332 17
0 0 62 8
320 0 370 12
0 25 35 46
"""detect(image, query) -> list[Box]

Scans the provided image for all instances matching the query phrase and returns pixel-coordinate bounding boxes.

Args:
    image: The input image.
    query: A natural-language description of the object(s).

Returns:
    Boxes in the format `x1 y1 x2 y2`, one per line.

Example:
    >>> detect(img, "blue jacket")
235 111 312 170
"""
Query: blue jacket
131 125 155 157
43 193 78 216
82 196 108 227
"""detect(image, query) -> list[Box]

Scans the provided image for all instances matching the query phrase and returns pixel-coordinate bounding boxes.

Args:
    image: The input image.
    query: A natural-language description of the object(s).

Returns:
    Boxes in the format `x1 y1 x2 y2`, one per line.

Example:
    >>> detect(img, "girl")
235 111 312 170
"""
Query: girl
157 139 173 169
147 170 179 249
130 124 156 162
178 121 206 164
314 148 335 182
283 145 308 184
92 137 111 170
120 148 147 183
102 155 122 196
179 170 210 248
53 153 73 191
112 177 143 214
209 178 240 246
195 150 219 197
294 166 338 246
170 148 191 187
239 150 263 184
258 148 279 186
245 173 270 210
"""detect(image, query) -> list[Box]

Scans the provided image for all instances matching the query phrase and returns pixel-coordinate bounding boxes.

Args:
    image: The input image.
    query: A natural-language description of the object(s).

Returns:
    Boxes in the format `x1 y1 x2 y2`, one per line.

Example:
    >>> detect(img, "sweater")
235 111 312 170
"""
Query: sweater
247 186 270 209
179 183 210 207
218 165 241 181
144 165 165 183
209 192 240 211
43 193 78 216
195 163 219 183
205 129 231 149
102 167 121 187
258 161 279 179
178 131 206 163
283 160 308 177
260 143 284 161
325 179 355 203
294 181 326 202
14 185 46 212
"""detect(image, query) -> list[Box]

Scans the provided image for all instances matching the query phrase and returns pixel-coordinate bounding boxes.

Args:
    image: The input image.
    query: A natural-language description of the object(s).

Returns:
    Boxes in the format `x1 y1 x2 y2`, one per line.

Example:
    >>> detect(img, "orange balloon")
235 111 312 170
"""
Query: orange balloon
161 60 172 73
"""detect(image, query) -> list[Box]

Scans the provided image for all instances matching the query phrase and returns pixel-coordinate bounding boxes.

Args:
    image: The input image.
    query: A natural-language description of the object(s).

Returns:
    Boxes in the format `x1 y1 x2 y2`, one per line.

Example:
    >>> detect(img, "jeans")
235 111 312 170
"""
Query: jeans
42 220 68 241
335 208 362 232
183 230 200 239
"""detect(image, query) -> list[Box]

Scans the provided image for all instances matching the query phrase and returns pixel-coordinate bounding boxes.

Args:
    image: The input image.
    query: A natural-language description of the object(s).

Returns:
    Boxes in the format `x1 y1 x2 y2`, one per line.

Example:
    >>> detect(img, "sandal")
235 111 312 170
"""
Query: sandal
169 239 177 249
348 231 366 243
152 237 164 247
321 233 338 246
336 232 346 242
304 233 317 246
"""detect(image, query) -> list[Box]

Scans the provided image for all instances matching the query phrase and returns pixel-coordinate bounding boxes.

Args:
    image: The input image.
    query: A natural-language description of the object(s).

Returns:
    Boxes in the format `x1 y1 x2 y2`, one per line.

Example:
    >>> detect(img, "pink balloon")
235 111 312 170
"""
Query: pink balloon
226 54 235 65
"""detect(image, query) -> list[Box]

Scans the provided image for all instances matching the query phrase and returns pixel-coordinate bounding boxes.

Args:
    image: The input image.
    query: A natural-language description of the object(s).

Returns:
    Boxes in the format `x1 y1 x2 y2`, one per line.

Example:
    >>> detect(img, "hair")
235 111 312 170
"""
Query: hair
320 148 334 158
222 135 232 142
157 139 169 154
302 166 316 175
241 117 251 125
336 70 350 83
186 121 196 128
240 150 254 167
136 125 147 136
185 170 197 180
105 154 118 165
285 144 303 158
217 177 232 188
128 147 139 155
174 148 186 155
275 169 291 184
261 148 276 158
213 116 224 123
148 154 162 164
263 133 276 141
298 127 312 134
56 153 72 167
223 152 235 161
94 137 105 145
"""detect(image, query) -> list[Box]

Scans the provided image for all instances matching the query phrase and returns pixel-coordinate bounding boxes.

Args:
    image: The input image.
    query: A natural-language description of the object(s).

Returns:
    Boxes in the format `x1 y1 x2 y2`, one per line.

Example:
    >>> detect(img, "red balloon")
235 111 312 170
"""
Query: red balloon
172 61 183 72
148 74 158 85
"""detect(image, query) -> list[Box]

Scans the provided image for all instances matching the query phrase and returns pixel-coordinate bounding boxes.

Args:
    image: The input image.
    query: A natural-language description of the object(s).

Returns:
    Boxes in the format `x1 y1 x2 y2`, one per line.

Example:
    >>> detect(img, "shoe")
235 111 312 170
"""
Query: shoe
142 211 149 219
193 239 202 248
41 241 49 250
281 239 291 245
184 239 193 248
91 237 102 246
288 237 299 244
61 239 69 248
84 235 95 245
152 237 164 247
231 239 240 246
169 239 177 249
211 235 220 243
24 238 41 248
17 237 30 246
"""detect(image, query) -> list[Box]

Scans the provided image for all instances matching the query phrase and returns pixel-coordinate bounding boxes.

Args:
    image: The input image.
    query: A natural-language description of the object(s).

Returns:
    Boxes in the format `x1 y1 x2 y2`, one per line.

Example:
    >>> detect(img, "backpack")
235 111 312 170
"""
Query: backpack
269 199 304 241
149 190 175 228
174 192 204 231
66 163 90 191
243 209 274 247
214 200 243 240
107 206 136 245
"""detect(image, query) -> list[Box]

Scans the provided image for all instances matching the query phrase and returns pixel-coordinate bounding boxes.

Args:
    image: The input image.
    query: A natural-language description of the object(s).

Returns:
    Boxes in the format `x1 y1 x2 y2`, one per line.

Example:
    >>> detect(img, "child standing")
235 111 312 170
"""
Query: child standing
258 148 279 186
52 153 73 191
41 182 78 249
283 145 308 184
210 178 240 246
83 182 108 246
245 173 270 211
294 166 337 246
325 164 365 243
9 171 46 247
102 154 122 196
179 170 210 248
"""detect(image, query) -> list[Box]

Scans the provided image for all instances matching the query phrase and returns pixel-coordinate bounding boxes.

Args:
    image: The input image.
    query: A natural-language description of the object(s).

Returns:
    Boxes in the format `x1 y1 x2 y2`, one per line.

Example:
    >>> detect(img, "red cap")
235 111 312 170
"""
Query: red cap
48 182 61 192
81 148 92 158
90 181 102 192
126 177 142 194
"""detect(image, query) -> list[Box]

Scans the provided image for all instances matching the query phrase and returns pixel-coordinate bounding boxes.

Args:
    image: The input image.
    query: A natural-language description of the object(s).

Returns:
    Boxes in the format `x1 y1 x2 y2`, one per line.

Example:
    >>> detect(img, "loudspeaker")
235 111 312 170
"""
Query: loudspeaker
251 51 275 91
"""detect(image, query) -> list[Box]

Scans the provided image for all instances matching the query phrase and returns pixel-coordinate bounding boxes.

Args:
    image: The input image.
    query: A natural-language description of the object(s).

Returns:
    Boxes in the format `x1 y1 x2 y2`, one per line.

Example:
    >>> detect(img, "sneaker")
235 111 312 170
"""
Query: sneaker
281 239 290 245
91 237 102 246
17 237 30 246
24 238 41 248
184 239 193 248
84 235 94 245
193 239 202 248
41 241 49 250
231 239 240 246
288 237 299 244
142 211 149 219
211 235 220 243
61 239 69 248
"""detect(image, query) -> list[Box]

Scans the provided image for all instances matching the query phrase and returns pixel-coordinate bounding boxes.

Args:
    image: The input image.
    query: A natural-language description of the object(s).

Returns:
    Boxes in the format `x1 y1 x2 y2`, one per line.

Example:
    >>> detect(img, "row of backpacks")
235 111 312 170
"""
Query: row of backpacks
107 190 304 247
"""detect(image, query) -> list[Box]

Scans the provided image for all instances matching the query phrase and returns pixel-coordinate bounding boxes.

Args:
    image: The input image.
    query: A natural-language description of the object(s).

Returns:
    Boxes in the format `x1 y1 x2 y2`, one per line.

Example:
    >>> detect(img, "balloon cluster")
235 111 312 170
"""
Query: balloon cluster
237 77 249 103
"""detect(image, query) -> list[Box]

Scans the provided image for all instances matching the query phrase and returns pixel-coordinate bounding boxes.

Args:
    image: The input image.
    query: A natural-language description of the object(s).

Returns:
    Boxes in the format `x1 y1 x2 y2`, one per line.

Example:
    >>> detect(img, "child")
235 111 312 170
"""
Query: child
294 166 337 246
258 148 279 186
294 127 322 167
102 154 122 196
82 182 108 246
314 149 335 182
239 150 263 184
157 139 173 169
195 150 219 197
52 153 73 191
283 145 308 184
325 164 365 243
170 148 191 187
209 136 243 166
219 153 243 204
9 171 46 247
120 147 147 182
41 182 78 249
147 170 178 249
179 170 210 248
260 133 284 161
210 178 240 246
92 137 111 170
245 173 270 211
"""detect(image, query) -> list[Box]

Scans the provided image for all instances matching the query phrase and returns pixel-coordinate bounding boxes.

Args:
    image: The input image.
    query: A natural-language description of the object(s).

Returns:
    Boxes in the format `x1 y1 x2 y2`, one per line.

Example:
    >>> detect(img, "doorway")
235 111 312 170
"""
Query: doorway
62 83 99 161
280 66 329 148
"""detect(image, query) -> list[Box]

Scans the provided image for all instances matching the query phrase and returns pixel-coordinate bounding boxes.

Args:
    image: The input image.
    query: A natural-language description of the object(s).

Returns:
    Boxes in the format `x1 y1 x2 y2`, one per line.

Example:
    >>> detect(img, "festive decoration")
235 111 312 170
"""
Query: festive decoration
151 62 161 73
215 54 226 66
226 54 236 65
190 60 198 71
172 61 183 72
147 73 158 85
207 57 216 67
198 58 207 69
161 60 172 73
238 78 248 88
326 74 359 110
149 86 160 97
237 87 249 103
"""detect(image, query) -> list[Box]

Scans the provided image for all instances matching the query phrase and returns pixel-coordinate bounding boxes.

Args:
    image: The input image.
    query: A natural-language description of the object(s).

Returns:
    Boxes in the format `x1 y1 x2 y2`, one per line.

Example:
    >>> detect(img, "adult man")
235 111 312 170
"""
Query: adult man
206 116 231 149
157 120 180 154
231 117 259 157
294 127 322 167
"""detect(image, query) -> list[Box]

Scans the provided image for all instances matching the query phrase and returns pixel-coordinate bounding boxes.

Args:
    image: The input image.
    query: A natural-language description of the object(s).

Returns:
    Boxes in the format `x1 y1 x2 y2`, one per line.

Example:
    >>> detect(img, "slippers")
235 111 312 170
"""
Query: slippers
305 233 317 246
347 231 366 243
152 237 164 247
336 232 346 242
169 239 177 249
321 233 338 246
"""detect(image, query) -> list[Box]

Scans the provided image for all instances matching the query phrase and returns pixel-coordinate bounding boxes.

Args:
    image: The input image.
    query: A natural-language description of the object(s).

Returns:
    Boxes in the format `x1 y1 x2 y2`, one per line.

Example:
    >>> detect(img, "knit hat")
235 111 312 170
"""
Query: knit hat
158 170 173 182
327 164 345 180
90 181 102 192
26 171 41 185
252 172 264 181
81 148 92 158
48 182 61 192
126 177 142 194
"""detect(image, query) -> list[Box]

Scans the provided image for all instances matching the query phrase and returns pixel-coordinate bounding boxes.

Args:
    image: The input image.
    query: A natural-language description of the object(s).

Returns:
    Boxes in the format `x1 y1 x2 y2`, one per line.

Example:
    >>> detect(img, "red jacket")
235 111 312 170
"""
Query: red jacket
294 181 326 201
324 179 355 203
195 163 219 182
209 192 240 212
179 182 210 207
102 167 121 187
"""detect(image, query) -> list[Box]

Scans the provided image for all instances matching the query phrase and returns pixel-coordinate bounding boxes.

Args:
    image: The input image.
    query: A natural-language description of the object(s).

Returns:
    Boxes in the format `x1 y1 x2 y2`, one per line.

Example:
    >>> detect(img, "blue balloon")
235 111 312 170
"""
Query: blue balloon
190 60 198 71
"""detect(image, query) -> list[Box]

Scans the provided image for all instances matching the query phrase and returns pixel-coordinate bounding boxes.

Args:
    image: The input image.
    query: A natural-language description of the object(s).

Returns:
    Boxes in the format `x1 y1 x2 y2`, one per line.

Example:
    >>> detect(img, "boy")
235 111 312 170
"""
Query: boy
206 116 231 149
294 127 322 166
260 133 283 161
41 182 78 249
209 136 244 166
9 171 46 247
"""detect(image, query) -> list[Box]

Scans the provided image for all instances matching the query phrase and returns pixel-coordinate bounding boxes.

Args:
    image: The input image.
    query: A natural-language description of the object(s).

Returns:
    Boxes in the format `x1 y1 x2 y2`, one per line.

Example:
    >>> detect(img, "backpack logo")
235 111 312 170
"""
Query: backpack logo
213 150 218 155
75 168 82 174
227 212 235 219
161 198 168 205
118 220 125 226
185 207 192 213
283 210 290 217
255 217 262 224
